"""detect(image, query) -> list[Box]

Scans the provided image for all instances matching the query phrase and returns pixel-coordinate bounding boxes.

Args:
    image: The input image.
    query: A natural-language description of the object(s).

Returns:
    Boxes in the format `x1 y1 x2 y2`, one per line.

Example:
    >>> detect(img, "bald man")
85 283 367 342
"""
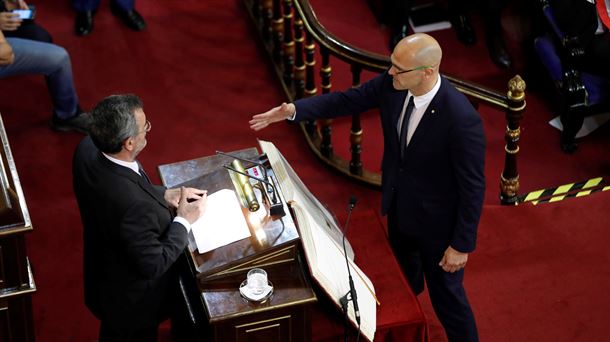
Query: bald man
250 33 485 341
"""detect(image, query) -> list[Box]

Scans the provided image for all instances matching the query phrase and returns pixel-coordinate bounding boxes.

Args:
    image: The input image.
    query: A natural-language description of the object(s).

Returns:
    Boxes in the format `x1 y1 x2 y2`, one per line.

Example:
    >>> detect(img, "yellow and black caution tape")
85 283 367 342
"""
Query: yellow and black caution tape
519 177 609 205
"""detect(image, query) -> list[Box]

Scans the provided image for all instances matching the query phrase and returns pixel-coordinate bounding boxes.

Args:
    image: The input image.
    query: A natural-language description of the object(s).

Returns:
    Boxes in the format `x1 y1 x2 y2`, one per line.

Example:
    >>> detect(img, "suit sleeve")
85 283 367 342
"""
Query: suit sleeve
119 200 188 279
294 72 387 121
449 110 486 253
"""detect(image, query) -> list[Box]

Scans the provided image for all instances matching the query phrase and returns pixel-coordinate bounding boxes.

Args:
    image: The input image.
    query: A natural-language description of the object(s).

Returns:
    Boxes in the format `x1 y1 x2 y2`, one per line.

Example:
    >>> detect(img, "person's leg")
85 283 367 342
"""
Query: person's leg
0 38 78 119
3 21 53 43
419 239 478 342
111 0 135 12
482 0 512 68
387 201 424 294
385 0 412 50
109 0 146 32
72 0 100 13
448 0 476 45
99 320 158 342
73 0 100 36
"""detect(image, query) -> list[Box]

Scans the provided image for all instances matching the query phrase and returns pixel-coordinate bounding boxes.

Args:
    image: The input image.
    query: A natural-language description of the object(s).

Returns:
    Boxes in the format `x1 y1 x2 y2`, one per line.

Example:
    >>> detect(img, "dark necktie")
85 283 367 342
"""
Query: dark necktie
138 163 151 183
399 96 415 158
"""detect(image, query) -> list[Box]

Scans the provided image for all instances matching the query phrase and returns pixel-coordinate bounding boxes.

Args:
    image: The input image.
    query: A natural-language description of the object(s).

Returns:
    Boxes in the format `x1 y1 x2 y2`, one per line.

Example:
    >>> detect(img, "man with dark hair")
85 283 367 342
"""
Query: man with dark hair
73 94 208 341
250 33 485 341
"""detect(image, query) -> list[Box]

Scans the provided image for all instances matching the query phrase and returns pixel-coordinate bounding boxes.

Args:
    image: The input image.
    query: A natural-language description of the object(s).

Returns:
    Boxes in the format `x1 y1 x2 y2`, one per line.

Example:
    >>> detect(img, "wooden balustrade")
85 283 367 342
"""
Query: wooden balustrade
244 0 526 204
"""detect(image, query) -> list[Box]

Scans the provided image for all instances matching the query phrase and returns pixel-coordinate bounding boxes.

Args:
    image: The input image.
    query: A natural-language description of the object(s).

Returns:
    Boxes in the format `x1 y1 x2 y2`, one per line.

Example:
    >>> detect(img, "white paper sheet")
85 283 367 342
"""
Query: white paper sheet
549 112 610 138
191 189 251 253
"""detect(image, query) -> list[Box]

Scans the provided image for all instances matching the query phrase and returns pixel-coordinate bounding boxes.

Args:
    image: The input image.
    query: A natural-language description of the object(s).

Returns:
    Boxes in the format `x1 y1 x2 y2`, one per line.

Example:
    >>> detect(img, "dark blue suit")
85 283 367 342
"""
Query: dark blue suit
73 0 134 12
294 71 485 341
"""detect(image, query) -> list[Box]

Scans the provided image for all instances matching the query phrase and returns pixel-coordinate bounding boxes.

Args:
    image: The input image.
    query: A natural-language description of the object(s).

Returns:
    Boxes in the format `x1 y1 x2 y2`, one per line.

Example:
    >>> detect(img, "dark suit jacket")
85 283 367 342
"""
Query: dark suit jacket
294 72 485 252
72 136 188 331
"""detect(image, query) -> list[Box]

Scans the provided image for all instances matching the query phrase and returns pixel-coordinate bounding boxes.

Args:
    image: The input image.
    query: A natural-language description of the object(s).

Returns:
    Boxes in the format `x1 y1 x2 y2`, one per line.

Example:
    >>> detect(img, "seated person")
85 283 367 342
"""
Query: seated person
0 0 52 42
0 30 91 133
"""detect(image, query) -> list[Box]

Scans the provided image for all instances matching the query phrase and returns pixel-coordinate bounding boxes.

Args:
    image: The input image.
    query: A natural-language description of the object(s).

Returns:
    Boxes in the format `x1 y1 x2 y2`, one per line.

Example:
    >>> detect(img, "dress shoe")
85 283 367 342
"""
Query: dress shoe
486 32 512 69
389 25 409 50
110 4 146 31
75 11 94 36
51 110 92 134
451 14 476 45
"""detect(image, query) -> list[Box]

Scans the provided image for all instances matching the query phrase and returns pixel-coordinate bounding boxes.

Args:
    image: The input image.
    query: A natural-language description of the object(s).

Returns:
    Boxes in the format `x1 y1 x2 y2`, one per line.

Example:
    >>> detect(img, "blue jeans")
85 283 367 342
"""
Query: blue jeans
73 0 135 12
0 38 79 119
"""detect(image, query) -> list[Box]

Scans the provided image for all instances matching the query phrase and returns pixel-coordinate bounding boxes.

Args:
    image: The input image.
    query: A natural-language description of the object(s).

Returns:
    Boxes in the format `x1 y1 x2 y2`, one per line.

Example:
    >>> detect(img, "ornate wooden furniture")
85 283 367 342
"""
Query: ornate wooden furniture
243 0 526 204
0 114 36 342
534 0 610 153
158 148 317 342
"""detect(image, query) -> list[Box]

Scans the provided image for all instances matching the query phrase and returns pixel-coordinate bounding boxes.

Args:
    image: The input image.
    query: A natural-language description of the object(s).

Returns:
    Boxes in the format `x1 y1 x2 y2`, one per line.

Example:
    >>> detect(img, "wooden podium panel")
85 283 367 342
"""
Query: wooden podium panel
158 149 316 342
0 114 36 342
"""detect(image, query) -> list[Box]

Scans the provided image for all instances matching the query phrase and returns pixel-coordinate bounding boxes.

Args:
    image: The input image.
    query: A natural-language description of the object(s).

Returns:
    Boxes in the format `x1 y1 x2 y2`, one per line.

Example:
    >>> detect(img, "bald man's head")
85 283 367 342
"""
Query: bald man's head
393 33 442 70
389 33 442 94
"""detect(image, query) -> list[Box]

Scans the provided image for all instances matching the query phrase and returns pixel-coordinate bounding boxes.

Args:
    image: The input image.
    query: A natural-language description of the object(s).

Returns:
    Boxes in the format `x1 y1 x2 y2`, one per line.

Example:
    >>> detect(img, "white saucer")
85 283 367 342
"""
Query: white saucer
239 279 274 302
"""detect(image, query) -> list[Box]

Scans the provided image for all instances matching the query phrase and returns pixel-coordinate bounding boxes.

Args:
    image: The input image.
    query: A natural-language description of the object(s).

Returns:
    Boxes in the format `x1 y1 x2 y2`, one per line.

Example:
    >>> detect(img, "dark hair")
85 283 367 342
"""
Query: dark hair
90 94 143 154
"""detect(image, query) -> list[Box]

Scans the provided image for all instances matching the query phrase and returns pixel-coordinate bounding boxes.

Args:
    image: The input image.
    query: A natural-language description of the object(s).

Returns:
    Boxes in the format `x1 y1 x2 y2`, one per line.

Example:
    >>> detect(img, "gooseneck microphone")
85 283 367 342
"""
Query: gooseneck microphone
341 195 360 327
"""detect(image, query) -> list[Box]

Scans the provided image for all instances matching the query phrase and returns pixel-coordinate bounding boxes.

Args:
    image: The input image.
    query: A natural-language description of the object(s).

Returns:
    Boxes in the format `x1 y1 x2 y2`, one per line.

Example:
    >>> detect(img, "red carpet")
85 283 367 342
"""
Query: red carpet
1 0 609 341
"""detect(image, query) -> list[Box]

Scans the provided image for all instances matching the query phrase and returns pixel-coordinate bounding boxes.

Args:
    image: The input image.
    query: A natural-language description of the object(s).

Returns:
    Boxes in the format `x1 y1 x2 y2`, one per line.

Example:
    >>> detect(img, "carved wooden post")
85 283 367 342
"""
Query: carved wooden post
319 46 333 157
350 65 363 175
500 75 526 205
282 0 295 85
303 32 317 135
271 0 284 63
293 15 305 100
262 0 273 42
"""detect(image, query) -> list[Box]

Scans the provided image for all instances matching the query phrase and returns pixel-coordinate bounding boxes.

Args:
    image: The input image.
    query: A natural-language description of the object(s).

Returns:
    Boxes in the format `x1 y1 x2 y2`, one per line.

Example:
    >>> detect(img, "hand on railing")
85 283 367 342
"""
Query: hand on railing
249 102 296 131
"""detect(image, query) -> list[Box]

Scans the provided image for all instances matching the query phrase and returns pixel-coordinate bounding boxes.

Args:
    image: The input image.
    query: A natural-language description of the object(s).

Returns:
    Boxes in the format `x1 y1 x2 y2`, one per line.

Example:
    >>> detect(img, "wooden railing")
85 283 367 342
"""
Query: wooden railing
244 0 526 205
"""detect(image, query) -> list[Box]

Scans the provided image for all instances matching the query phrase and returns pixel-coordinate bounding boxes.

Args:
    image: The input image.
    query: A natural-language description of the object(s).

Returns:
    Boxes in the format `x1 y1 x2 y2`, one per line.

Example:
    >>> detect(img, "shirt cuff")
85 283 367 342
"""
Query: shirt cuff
173 216 191 233
287 110 296 121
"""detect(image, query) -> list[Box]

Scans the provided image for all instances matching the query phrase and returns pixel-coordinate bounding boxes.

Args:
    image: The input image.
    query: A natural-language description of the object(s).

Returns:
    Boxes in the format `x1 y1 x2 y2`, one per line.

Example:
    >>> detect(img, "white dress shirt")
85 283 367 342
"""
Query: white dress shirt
397 74 442 146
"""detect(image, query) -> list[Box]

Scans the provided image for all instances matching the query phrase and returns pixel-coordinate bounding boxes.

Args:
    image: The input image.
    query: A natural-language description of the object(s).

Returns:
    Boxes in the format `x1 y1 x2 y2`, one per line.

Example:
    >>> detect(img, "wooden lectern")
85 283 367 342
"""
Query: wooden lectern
158 148 317 342
0 115 36 342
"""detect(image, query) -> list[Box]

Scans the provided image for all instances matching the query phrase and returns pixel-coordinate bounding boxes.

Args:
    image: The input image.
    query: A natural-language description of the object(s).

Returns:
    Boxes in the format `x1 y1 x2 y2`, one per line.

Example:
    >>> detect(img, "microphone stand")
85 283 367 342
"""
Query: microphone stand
340 196 360 342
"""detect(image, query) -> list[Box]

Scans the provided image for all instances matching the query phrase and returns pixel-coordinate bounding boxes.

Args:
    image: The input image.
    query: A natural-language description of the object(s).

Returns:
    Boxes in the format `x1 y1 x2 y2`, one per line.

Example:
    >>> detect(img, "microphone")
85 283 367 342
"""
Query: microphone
341 195 360 325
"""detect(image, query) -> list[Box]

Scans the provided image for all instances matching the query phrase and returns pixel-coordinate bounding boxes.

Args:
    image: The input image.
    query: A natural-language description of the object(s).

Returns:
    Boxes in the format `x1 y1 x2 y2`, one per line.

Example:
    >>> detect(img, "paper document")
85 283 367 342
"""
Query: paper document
549 113 610 138
191 189 251 253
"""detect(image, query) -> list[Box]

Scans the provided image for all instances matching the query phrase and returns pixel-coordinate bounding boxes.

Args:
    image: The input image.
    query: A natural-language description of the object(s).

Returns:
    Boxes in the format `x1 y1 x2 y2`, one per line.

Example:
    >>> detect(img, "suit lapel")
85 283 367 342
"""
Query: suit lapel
390 90 408 148
97 153 169 209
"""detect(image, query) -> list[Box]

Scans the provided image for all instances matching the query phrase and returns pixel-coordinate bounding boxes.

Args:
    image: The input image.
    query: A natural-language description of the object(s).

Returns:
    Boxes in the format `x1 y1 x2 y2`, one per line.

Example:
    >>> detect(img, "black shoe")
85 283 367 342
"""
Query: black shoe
110 4 146 31
51 111 92 134
75 11 94 36
486 32 512 69
451 14 476 45
389 25 409 51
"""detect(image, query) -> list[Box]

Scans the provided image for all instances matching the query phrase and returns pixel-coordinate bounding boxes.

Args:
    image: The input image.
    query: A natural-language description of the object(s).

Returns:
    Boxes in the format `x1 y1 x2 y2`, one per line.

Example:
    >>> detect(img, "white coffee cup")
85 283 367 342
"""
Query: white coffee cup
247 268 267 295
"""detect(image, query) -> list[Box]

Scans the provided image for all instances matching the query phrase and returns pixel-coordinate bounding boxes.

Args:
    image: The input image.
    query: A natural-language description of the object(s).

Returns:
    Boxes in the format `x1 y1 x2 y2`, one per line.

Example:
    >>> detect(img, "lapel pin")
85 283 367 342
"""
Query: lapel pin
431 109 436 114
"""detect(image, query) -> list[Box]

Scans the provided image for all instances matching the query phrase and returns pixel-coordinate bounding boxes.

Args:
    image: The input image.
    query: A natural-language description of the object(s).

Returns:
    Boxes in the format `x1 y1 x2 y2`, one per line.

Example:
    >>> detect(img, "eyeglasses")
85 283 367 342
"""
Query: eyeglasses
392 64 434 75
138 120 151 135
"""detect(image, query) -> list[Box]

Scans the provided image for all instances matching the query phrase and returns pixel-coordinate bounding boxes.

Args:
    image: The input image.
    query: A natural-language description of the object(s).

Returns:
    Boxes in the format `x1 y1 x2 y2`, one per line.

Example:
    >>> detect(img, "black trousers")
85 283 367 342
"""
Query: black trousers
387 201 479 342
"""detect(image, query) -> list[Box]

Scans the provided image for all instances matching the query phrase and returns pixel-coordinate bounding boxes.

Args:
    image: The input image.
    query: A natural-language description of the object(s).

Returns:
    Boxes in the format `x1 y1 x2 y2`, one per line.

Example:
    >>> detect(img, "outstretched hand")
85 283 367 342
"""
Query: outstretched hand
439 246 468 273
249 102 295 131
176 187 208 224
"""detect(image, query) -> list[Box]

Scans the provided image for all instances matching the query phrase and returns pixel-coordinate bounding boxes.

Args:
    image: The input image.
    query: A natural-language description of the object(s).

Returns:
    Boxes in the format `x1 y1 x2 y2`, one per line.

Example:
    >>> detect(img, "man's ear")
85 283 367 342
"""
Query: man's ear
122 137 134 152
